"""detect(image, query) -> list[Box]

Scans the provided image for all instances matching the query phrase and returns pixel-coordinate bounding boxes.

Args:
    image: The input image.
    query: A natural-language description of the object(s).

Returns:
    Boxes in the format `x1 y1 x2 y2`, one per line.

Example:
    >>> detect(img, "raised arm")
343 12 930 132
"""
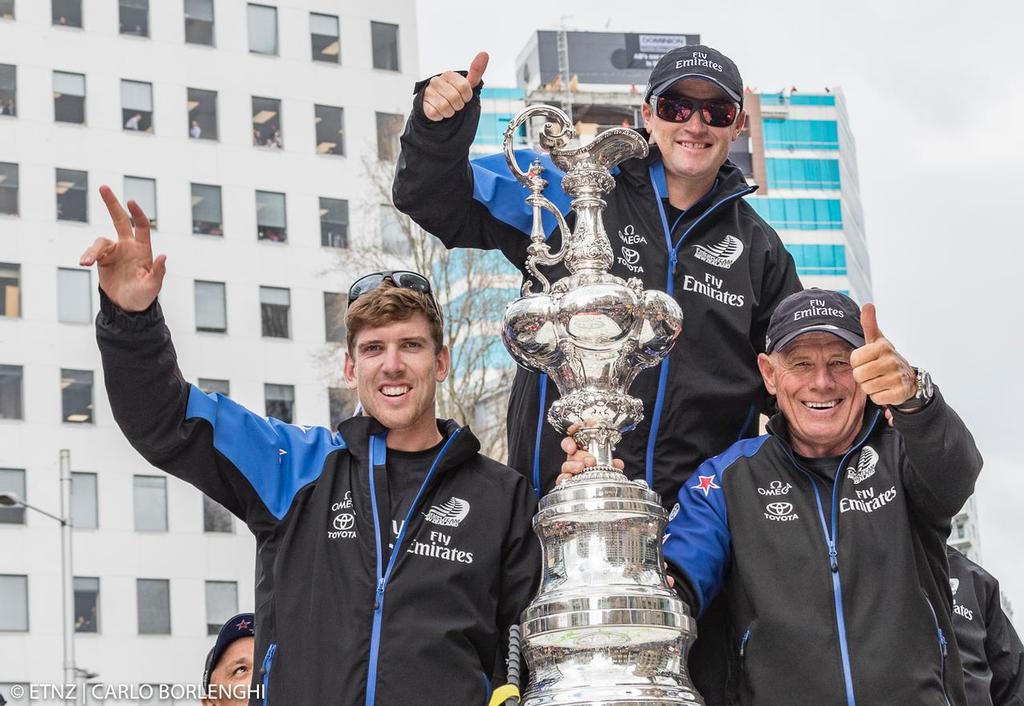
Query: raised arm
850 304 982 522
83 188 345 534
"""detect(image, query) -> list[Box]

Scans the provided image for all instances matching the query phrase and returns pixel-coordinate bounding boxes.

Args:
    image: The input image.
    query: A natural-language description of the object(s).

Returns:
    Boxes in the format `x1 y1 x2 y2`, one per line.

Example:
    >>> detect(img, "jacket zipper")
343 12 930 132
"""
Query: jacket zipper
923 595 952 706
363 429 463 706
531 374 548 498
779 409 881 706
644 164 756 487
260 643 277 706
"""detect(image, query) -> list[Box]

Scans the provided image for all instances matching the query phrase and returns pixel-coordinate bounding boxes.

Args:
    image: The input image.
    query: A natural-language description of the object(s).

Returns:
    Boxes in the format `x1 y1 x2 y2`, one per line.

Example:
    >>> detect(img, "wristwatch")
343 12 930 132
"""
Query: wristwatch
895 367 933 412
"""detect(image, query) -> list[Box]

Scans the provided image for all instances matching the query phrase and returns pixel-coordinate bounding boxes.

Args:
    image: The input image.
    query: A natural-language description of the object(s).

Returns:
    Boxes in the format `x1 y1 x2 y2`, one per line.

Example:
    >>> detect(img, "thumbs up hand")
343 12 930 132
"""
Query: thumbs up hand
422 51 489 122
850 303 917 407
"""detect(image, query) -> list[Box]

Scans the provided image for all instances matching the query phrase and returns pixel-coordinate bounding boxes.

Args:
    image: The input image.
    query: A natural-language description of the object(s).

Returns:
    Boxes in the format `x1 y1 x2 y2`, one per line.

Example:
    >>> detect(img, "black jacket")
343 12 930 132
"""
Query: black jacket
664 390 983 705
393 83 802 506
948 546 1024 705
95 292 540 706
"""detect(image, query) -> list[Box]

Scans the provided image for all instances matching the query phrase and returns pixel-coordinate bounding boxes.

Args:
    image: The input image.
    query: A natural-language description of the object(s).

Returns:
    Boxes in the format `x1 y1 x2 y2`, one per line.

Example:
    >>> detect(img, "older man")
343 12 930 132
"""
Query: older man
564 288 983 704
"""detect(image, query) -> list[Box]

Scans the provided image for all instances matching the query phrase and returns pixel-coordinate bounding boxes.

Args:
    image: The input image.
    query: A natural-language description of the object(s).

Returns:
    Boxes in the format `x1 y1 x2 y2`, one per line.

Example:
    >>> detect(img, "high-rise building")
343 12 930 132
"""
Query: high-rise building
0 0 418 696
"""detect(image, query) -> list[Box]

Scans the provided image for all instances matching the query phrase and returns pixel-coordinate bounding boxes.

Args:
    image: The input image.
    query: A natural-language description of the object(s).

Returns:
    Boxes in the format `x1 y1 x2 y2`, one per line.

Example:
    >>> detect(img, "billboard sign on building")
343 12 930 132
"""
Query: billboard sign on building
517 31 700 89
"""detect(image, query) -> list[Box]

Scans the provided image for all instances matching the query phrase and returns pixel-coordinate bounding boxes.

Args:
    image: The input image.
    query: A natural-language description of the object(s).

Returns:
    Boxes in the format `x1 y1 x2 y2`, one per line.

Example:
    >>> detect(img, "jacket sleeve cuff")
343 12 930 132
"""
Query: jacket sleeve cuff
98 287 163 332
890 385 947 430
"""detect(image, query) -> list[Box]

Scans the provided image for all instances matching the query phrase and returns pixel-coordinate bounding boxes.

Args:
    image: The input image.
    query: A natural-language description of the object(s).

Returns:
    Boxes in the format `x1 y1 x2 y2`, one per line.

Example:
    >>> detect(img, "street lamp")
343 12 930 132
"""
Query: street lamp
0 449 92 704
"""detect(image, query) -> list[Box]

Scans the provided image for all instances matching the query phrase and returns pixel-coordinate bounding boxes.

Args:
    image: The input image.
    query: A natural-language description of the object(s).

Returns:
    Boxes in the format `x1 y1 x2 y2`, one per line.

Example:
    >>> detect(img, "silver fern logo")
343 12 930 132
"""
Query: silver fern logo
950 578 960 596
847 446 878 484
693 235 744 269
424 497 471 527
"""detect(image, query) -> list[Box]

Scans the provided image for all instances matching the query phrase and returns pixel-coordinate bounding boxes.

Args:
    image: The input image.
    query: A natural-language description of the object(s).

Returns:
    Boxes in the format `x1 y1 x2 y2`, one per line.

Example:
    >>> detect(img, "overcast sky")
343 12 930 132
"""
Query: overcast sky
416 0 1024 619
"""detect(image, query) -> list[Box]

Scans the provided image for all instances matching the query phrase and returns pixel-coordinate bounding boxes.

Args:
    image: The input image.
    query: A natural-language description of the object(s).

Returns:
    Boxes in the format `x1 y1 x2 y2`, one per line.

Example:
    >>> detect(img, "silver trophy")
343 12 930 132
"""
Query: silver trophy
501 106 702 705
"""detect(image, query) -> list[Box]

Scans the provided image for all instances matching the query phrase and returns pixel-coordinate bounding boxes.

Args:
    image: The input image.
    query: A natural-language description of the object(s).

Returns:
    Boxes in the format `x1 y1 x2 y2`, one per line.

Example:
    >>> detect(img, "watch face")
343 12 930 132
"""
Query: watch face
923 371 934 397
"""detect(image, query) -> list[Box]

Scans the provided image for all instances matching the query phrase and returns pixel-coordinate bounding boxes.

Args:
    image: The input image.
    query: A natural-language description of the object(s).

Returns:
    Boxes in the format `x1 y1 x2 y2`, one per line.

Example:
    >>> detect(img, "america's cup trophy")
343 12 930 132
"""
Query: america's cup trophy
501 105 702 705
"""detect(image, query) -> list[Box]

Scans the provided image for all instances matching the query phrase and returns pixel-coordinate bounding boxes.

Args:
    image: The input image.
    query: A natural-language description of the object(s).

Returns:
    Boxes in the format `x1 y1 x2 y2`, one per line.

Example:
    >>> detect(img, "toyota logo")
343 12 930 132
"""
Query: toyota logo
333 513 354 531
766 502 793 516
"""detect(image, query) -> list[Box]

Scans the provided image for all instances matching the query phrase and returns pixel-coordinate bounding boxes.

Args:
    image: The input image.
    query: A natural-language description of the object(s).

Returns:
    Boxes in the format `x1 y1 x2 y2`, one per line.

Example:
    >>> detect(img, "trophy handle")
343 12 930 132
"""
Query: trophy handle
504 106 576 296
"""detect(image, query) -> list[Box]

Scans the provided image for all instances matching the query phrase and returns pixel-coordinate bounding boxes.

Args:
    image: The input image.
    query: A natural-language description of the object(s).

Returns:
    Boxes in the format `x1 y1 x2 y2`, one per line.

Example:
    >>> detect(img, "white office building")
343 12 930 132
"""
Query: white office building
0 0 418 701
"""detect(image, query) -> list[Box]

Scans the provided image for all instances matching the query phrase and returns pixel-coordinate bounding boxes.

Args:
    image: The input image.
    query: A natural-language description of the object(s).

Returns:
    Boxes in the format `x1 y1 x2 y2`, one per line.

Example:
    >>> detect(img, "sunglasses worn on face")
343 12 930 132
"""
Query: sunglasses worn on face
347 270 443 320
652 95 739 128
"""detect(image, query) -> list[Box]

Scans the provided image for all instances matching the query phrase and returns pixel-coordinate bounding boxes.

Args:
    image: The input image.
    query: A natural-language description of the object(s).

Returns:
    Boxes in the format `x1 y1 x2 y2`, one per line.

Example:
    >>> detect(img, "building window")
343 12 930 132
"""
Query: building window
194 280 226 333
53 71 86 124
0 575 28 631
247 3 277 55
0 1 12 19
73 577 99 633
319 197 348 248
252 96 282 148
259 286 290 338
57 268 92 323
310 13 339 63
187 87 217 140
0 366 22 419
375 111 403 162
264 383 294 423
0 162 17 215
205 581 238 635
53 0 82 27
191 183 222 235
197 378 229 396
124 176 157 227
370 21 399 71
0 468 26 524
0 263 20 317
324 292 345 343
119 0 149 37
56 168 88 222
134 475 167 531
71 472 98 529
121 80 153 133
255 190 286 242
203 495 233 533
0 64 15 117
184 0 214 46
379 204 409 255
61 368 93 423
329 387 358 428
315 104 344 156
136 578 170 634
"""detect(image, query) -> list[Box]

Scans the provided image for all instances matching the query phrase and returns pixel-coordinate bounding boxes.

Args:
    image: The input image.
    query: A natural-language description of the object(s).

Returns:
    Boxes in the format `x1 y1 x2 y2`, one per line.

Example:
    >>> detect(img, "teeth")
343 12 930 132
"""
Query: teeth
804 400 839 409
679 142 708 149
381 386 410 397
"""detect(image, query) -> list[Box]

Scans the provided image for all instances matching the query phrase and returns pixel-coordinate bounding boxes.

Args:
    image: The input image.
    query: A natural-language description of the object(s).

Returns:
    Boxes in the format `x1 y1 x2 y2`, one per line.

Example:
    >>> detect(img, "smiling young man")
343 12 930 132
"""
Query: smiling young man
393 44 802 511
656 288 982 704
84 189 540 705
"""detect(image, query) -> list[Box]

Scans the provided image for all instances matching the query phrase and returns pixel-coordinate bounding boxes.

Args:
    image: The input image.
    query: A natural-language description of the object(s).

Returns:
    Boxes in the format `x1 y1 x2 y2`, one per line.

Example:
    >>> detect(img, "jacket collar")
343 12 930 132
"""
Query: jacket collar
766 404 884 458
337 415 481 472
615 128 758 201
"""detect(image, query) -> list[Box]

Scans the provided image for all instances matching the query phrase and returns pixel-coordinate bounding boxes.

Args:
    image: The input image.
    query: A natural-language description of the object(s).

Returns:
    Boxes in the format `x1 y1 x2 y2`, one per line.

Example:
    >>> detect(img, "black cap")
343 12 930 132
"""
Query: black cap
766 289 864 354
203 613 255 687
644 45 744 106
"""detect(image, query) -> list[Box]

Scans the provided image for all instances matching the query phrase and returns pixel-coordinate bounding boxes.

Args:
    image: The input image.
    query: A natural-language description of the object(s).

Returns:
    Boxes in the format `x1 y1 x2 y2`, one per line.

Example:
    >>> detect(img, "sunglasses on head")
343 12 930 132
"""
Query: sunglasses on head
347 270 443 320
651 95 740 128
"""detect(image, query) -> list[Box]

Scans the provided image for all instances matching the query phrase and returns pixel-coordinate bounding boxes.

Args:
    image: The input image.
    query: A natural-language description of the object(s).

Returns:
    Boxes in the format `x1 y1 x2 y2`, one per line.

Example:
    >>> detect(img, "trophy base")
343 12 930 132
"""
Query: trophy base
522 592 703 706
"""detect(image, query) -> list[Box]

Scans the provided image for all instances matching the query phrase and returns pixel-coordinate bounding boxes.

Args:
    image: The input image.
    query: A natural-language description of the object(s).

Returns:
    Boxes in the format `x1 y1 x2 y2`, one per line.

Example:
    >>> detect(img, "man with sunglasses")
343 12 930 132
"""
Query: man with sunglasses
82 188 540 704
394 45 802 515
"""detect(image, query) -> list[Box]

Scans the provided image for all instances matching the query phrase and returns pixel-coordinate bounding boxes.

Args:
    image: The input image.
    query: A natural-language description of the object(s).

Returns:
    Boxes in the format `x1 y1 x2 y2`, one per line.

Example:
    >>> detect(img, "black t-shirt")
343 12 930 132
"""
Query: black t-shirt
795 453 844 527
375 437 446 562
